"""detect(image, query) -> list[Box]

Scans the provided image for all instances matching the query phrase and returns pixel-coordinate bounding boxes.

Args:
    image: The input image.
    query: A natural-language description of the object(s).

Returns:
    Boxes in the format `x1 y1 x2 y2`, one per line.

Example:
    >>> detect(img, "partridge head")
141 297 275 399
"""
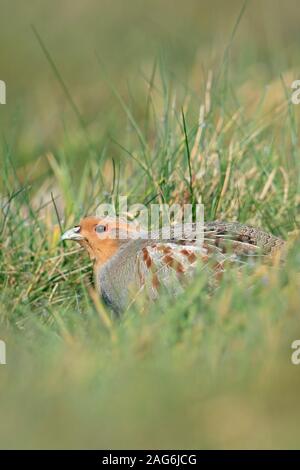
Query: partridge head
62 216 285 315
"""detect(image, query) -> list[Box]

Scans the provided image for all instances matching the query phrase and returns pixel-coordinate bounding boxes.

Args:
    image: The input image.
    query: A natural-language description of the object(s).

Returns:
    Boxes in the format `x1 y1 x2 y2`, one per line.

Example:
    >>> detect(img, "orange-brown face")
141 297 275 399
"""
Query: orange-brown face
61 216 138 267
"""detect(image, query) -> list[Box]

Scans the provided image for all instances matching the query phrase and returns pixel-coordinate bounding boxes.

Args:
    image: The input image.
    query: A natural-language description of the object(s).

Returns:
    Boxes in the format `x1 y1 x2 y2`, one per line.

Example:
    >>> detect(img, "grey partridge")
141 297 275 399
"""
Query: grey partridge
62 217 285 315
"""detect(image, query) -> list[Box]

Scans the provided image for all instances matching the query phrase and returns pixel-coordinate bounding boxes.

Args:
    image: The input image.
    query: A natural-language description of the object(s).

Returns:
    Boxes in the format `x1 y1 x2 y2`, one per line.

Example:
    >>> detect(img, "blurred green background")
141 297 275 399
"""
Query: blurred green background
1 0 300 449
1 0 300 155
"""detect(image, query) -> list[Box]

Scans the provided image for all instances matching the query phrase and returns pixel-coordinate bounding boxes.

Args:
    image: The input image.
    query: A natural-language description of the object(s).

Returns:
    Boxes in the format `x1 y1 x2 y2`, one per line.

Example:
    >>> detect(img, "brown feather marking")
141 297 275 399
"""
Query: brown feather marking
163 254 174 266
236 234 254 244
181 249 197 264
142 248 152 268
156 245 172 254
176 262 185 274
163 255 185 274
152 273 160 289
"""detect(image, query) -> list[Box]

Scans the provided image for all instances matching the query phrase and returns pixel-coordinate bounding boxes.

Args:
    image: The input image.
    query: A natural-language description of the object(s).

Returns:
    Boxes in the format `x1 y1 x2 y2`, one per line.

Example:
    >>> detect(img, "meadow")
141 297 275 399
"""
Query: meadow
0 0 300 449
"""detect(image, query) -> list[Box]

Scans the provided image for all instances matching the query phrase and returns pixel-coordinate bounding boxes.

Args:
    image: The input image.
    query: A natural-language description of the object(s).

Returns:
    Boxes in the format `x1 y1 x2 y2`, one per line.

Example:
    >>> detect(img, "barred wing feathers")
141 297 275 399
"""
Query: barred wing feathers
134 221 284 298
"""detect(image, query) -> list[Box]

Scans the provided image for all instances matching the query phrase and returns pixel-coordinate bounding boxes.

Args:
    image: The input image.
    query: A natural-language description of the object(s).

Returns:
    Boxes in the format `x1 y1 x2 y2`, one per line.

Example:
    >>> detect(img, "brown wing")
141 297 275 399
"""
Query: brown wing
135 242 207 299
134 221 285 298
203 221 285 258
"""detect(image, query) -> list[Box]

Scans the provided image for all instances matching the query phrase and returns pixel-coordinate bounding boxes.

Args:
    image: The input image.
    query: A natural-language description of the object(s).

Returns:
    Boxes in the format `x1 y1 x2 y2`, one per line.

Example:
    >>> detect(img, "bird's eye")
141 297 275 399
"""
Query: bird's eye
95 224 107 234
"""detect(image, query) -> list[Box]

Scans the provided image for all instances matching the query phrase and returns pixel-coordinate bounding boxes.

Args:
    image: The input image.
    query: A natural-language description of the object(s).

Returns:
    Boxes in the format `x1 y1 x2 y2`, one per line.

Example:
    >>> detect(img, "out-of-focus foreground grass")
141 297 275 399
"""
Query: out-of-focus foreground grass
1 0 300 449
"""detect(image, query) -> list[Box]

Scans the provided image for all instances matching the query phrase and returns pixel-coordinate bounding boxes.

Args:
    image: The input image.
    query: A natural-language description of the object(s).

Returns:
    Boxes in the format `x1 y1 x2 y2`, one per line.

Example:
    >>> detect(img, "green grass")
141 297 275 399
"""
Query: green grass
1 0 300 449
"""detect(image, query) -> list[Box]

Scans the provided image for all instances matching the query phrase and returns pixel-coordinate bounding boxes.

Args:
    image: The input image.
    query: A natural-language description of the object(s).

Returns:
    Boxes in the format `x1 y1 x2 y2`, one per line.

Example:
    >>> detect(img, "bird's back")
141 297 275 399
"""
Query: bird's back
96 220 285 314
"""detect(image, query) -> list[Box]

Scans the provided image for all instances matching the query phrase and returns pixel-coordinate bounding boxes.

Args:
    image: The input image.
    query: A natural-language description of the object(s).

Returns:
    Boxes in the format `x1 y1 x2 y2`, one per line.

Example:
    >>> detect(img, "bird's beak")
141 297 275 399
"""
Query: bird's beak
61 227 84 241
